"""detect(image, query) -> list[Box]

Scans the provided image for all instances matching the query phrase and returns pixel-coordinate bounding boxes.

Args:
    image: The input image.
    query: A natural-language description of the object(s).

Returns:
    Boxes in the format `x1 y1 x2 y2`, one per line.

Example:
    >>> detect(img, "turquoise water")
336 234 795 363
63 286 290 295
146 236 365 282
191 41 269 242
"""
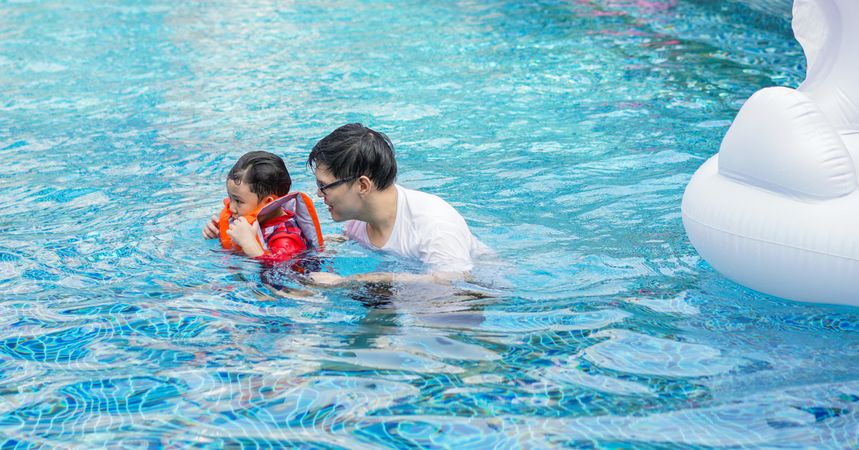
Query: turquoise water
1 0 858 447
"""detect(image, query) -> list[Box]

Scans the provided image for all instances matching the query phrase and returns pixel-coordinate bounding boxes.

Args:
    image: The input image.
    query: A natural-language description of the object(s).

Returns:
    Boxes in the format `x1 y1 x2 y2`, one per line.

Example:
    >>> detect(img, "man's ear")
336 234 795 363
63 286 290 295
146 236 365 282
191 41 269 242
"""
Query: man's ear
357 176 373 195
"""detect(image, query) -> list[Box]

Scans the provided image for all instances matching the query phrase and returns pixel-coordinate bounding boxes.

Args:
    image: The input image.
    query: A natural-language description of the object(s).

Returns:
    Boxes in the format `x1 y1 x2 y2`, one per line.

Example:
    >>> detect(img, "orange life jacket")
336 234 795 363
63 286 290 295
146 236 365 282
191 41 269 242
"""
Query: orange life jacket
218 192 324 253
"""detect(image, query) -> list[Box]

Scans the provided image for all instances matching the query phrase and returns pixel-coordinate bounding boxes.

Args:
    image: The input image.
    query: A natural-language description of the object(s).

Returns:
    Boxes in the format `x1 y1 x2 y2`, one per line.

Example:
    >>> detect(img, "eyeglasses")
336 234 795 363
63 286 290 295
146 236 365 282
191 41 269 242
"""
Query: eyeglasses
316 176 355 195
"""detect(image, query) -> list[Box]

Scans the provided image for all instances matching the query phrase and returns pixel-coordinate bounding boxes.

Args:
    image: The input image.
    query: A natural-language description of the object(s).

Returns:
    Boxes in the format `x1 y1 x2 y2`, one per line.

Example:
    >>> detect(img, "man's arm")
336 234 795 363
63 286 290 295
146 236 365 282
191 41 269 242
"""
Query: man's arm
307 270 464 287
307 216 478 287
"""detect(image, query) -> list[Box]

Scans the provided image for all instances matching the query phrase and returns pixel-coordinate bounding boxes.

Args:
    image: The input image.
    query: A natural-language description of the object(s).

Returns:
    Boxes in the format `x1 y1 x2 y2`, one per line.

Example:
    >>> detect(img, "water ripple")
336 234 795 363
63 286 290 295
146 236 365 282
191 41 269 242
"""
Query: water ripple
583 329 740 377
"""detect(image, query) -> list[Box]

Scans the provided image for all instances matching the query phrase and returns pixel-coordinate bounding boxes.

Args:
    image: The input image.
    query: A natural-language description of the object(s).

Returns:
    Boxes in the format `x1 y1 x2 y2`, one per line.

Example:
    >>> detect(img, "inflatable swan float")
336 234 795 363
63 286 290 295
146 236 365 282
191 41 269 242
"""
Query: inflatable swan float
681 0 859 307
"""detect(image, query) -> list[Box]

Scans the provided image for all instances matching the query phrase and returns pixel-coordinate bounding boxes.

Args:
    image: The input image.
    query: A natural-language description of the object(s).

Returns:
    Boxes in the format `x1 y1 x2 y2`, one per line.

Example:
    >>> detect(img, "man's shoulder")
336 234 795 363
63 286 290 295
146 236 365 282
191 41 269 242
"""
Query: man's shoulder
398 185 461 219
397 185 473 244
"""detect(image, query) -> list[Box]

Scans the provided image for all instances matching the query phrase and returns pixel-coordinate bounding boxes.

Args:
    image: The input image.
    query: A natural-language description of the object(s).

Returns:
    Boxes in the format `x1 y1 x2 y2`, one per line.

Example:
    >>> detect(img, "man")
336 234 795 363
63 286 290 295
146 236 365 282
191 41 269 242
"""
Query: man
307 123 488 286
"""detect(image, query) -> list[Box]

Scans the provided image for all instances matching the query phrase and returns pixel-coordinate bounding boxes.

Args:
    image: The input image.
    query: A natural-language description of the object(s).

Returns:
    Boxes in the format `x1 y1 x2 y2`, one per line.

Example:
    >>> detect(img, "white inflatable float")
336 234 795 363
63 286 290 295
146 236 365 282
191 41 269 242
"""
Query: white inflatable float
681 0 859 307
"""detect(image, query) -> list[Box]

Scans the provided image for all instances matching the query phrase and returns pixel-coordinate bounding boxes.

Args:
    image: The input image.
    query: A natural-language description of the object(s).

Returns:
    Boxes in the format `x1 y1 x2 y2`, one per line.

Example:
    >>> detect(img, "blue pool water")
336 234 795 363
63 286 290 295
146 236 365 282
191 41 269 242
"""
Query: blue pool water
1 0 858 447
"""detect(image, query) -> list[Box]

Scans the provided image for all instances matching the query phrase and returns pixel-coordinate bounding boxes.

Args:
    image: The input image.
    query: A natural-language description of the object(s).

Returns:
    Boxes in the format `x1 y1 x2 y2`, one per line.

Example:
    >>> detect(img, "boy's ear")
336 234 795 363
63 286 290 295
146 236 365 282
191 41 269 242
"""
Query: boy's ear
261 195 276 205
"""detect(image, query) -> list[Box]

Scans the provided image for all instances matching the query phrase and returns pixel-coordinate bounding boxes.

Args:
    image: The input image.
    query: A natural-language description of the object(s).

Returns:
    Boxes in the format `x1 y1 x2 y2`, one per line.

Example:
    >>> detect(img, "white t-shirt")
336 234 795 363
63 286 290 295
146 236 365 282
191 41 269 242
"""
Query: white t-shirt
343 185 488 273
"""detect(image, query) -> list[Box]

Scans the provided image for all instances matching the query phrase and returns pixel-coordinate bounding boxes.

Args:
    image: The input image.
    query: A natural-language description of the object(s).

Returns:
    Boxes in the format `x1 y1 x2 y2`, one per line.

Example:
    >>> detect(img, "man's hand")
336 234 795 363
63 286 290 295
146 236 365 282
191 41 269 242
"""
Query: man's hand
307 272 349 287
226 217 264 257
323 234 348 244
202 215 219 239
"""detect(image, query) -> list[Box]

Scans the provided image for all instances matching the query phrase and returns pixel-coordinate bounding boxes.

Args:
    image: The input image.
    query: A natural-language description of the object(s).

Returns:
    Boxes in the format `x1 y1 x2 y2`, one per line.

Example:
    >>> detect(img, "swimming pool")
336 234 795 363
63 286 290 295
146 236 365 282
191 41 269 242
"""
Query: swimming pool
1 0 857 447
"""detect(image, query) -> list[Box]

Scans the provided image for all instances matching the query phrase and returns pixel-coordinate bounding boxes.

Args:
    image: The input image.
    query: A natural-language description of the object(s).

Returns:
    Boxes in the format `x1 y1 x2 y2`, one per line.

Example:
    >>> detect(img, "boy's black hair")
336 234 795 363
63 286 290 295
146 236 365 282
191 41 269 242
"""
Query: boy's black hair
307 123 397 190
228 151 292 199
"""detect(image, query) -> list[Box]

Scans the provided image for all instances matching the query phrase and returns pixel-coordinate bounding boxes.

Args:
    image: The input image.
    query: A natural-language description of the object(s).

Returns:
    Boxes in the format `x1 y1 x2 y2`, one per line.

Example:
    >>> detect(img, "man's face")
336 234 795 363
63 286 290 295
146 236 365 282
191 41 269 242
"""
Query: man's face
314 164 359 222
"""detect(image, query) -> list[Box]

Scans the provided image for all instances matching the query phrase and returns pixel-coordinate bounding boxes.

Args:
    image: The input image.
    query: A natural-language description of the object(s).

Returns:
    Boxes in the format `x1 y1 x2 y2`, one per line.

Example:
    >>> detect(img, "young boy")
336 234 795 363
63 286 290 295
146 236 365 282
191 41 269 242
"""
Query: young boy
202 151 308 264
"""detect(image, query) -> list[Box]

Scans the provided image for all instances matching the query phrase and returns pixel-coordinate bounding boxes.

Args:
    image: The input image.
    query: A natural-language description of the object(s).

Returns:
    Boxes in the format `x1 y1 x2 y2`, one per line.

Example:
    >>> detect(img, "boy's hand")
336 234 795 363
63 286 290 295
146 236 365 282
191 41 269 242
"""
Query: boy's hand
226 217 255 245
226 218 264 257
202 215 219 239
227 217 265 258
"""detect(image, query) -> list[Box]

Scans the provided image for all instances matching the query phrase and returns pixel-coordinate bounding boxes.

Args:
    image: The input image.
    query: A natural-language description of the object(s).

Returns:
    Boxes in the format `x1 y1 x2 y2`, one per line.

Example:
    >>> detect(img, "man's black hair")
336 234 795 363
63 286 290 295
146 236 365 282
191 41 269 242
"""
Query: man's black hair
307 123 397 190
228 151 292 199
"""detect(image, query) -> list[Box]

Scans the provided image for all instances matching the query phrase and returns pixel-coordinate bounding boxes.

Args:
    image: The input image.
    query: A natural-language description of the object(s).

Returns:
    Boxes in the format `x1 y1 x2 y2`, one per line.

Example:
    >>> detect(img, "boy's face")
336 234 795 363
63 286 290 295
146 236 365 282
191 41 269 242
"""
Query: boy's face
226 179 264 219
